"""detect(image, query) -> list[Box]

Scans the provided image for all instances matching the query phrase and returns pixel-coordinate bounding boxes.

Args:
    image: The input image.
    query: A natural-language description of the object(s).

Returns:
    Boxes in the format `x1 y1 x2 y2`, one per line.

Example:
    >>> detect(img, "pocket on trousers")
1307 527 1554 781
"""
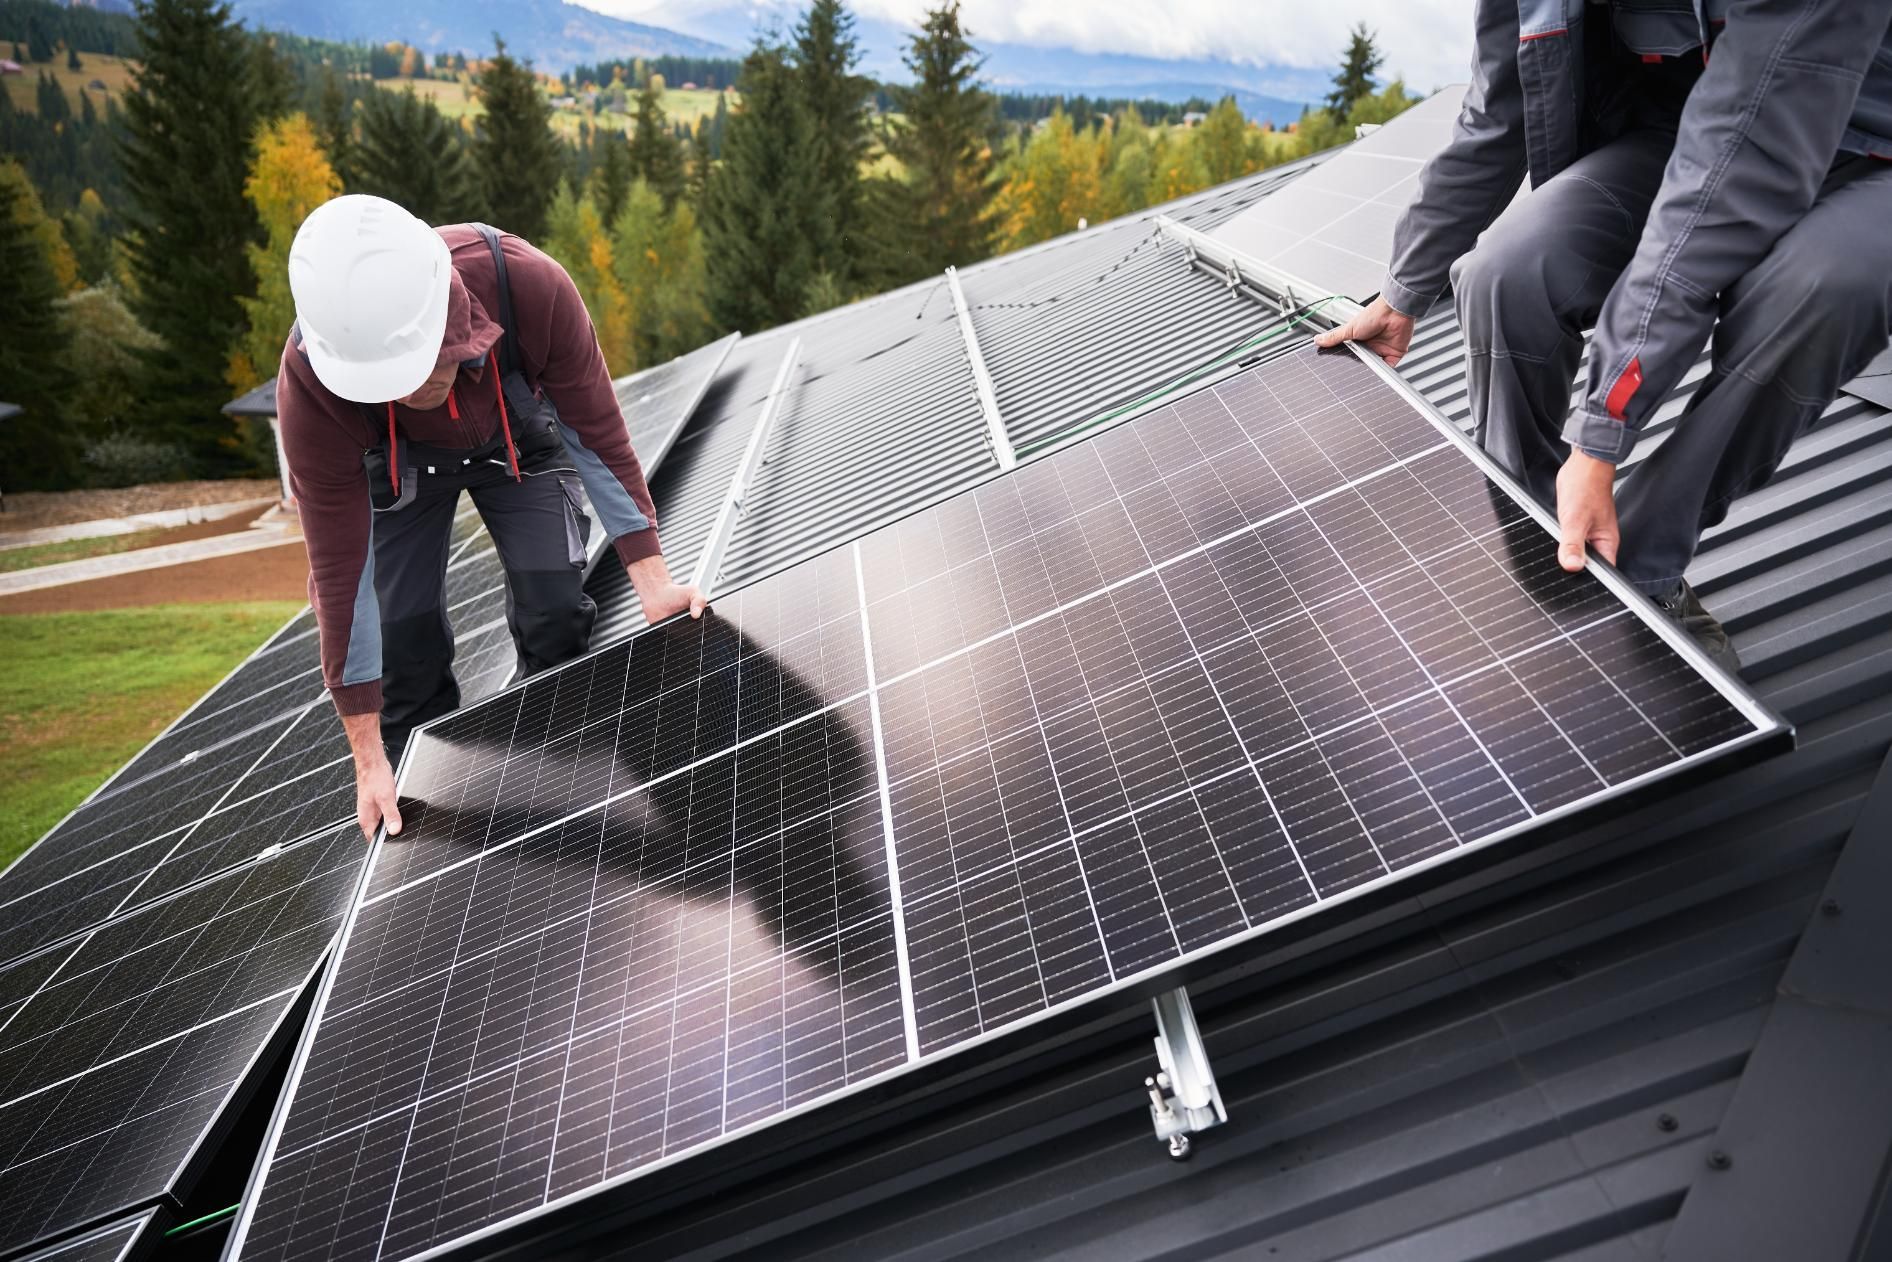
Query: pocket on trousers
557 478 591 568
1611 6 1702 58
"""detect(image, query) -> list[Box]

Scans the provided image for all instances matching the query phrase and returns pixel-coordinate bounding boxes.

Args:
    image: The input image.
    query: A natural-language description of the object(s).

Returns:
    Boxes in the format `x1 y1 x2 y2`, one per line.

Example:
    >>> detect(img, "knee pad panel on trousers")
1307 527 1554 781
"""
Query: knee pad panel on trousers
507 570 597 676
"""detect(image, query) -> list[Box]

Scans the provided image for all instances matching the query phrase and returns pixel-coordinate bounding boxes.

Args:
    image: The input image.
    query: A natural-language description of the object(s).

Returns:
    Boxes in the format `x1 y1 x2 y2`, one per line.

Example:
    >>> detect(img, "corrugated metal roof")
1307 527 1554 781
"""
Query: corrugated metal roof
718 278 990 590
587 157 1329 641
590 332 793 643
555 145 1892 1261
961 220 1293 451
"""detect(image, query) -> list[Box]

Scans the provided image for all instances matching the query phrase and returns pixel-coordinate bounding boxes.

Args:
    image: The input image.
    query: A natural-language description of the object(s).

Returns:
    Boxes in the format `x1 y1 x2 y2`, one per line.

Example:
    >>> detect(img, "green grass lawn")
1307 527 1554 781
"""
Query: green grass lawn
0 601 303 870
0 51 138 113
0 528 175 574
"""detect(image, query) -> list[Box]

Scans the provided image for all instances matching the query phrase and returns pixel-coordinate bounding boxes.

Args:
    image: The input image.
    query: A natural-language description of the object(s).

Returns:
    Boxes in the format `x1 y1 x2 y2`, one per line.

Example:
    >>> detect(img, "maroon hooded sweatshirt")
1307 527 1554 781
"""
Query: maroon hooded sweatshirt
277 225 662 719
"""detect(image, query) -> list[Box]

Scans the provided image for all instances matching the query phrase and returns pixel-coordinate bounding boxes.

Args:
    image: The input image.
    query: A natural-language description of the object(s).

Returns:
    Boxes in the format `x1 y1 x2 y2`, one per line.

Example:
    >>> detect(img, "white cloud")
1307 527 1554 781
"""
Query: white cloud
592 1 1474 92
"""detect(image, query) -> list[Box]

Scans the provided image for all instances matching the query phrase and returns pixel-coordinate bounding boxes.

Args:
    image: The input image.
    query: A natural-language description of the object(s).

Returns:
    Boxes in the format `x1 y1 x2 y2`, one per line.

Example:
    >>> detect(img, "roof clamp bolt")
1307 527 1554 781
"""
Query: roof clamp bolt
1821 899 1843 917
1709 1150 1734 1171
1144 987 1225 1163
1657 1113 1679 1133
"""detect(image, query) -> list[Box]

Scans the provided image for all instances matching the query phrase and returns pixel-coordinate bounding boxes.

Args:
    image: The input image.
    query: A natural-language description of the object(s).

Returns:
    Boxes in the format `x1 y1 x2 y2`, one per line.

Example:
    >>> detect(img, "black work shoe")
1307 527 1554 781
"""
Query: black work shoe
1652 581 1741 674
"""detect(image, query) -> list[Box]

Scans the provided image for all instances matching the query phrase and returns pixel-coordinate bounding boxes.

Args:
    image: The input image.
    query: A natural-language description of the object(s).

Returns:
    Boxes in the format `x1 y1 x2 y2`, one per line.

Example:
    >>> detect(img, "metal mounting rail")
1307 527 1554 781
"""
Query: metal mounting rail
946 266 1016 470
691 336 800 597
1143 986 1226 1160
1153 214 1344 321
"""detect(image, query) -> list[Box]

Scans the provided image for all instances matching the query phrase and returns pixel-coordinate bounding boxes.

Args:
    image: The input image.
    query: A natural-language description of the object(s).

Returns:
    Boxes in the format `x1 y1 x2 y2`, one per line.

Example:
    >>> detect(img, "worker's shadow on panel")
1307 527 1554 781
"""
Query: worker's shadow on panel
400 610 890 983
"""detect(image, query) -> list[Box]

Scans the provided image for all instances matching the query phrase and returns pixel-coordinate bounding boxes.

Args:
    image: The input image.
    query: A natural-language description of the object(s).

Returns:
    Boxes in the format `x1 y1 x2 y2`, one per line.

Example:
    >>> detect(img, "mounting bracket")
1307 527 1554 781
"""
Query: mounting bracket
1143 986 1226 1160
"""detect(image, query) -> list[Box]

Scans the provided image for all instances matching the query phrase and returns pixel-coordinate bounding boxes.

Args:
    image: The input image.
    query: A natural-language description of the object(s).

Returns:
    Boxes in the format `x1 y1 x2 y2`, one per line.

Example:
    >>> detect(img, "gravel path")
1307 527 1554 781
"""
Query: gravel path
0 480 283 535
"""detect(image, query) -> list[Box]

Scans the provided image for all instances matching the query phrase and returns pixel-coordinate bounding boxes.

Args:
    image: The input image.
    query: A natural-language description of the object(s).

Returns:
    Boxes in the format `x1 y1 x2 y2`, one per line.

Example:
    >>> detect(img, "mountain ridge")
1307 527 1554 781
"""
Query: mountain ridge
227 0 732 71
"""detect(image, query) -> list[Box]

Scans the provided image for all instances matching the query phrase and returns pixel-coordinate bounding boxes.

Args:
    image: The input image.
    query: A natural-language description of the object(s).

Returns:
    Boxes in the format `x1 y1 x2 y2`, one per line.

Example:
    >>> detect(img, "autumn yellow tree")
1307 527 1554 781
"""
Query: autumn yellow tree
229 113 341 394
6 162 80 292
994 108 1105 251
399 45 423 78
543 181 636 374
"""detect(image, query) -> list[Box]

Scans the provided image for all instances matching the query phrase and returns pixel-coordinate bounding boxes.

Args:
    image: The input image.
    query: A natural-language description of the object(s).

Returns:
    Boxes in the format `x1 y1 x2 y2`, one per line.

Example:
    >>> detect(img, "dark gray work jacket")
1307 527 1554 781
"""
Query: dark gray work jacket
1384 0 1892 463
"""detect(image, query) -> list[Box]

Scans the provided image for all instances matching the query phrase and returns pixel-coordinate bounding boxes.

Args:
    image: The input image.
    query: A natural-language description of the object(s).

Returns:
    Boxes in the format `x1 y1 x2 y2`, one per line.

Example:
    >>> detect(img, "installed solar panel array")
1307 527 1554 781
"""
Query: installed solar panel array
0 350 723 1259
12 1212 155 1262
229 344 1781 1262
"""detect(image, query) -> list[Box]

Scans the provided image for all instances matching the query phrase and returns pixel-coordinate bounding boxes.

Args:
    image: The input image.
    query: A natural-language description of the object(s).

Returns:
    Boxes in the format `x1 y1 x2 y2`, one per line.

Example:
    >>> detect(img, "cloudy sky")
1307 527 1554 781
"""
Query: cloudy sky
586 1 1475 93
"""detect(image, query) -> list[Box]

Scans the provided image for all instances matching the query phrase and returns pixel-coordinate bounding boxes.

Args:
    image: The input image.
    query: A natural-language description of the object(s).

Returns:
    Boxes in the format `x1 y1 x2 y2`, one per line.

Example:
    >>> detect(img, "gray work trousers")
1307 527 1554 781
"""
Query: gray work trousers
1452 132 1892 595
374 436 595 757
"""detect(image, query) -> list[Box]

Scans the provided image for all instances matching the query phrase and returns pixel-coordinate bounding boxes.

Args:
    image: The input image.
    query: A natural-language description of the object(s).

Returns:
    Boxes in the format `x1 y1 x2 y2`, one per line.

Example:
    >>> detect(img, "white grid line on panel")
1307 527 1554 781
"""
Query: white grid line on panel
372 690 534 1262
854 541 923 1063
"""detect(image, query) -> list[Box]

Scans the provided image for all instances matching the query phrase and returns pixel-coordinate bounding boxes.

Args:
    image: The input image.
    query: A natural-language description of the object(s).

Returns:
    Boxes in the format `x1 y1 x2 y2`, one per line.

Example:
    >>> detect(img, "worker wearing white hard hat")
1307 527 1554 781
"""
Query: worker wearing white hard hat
279 195 705 841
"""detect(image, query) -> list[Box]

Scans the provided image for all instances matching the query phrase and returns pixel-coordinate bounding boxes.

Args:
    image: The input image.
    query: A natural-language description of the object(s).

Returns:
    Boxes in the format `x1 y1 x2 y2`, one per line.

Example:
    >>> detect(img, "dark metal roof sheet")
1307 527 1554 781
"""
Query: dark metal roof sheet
221 380 278 417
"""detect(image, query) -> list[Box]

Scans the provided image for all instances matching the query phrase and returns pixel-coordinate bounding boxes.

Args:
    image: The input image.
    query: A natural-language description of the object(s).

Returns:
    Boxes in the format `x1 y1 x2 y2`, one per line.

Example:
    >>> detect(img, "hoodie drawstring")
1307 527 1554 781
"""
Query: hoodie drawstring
491 351 520 481
384 403 399 493
386 354 519 487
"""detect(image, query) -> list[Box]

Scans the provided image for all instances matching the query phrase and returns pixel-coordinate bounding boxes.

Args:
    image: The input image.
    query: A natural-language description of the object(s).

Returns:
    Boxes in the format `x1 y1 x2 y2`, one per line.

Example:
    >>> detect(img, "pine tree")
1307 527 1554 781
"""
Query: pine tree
315 66 353 185
230 113 340 393
700 43 828 332
63 187 113 283
0 161 79 489
36 72 70 124
67 45 82 72
706 90 728 159
354 88 487 225
1325 23 1383 119
589 127 633 227
248 32 296 123
791 0 871 288
473 38 562 239
861 2 997 287
118 0 268 474
26 21 52 63
626 79 684 208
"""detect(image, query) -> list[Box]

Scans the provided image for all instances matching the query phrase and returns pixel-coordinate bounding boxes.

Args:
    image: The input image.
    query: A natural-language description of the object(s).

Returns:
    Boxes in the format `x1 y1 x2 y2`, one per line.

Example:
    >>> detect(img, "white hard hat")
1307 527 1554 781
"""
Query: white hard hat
288 195 453 403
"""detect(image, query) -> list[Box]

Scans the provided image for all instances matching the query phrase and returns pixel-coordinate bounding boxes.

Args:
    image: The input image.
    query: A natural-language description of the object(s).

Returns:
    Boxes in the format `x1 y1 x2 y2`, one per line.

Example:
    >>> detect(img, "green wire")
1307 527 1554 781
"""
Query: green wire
165 1204 240 1237
1012 294 1351 459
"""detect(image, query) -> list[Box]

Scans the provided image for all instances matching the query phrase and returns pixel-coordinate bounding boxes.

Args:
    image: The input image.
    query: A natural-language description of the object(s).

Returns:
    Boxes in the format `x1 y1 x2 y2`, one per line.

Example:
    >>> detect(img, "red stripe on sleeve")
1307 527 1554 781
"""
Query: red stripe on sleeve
1605 357 1644 421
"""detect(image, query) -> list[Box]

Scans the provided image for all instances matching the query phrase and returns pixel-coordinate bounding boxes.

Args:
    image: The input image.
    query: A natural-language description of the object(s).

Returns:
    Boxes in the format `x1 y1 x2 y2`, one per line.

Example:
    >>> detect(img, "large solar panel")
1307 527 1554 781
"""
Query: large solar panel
227 343 1785 1262
613 332 740 476
13 1211 157 1262
0 826 365 1256
1208 89 1470 302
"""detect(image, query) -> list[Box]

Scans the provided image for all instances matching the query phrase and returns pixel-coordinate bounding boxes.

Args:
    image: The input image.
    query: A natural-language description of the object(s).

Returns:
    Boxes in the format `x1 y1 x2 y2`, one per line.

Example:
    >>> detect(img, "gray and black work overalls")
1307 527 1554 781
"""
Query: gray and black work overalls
1387 0 1892 596
366 226 596 755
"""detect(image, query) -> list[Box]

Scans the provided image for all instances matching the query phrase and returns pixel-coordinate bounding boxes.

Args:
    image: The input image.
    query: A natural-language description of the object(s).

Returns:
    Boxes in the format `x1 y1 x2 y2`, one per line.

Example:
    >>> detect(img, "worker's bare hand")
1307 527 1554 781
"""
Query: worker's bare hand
1555 451 1620 573
628 555 708 624
354 756 402 841
1313 295 1415 367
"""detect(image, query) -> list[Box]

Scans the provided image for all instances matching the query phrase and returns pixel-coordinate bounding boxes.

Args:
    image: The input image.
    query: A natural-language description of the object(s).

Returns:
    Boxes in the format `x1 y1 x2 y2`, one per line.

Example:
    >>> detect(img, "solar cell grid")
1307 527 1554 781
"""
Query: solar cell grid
14 1212 156 1262
0 708 317 967
230 345 1781 1262
0 826 366 1257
